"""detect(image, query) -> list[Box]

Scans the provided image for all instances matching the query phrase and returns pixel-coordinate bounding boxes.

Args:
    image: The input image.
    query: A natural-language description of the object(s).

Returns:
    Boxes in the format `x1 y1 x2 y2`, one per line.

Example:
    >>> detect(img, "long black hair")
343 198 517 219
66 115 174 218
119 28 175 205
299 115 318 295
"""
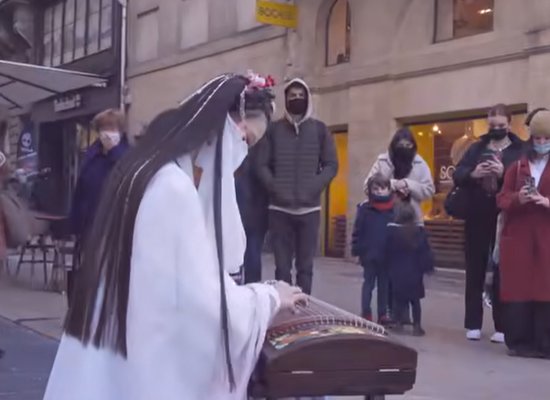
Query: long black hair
389 127 418 180
65 74 274 390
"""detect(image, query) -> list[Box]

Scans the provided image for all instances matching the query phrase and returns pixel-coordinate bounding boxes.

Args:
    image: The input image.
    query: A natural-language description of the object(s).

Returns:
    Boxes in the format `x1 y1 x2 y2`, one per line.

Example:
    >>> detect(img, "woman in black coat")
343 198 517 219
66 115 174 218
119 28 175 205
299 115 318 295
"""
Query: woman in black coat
452 104 525 342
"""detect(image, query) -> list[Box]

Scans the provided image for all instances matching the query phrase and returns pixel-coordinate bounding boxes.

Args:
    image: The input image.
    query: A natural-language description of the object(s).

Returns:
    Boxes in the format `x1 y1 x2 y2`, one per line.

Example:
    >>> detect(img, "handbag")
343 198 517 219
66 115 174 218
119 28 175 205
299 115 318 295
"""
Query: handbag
444 185 470 220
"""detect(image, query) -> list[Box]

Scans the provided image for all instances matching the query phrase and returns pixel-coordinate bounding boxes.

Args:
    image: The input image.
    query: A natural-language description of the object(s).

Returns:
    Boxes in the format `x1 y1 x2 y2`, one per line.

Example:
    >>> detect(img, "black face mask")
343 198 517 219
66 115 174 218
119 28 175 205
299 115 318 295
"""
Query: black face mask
393 147 416 163
486 128 508 141
287 98 307 115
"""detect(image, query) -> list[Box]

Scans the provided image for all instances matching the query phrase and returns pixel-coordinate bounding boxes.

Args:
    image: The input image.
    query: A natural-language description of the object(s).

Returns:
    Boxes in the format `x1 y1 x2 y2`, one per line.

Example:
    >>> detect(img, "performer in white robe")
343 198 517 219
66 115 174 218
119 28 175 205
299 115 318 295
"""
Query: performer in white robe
44 73 306 400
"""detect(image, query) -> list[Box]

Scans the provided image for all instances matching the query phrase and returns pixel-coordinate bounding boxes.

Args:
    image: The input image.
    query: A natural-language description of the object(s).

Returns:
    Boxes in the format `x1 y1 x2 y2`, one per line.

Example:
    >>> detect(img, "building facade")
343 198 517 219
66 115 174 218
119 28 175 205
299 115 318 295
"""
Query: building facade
126 0 550 265
0 0 35 167
30 0 123 214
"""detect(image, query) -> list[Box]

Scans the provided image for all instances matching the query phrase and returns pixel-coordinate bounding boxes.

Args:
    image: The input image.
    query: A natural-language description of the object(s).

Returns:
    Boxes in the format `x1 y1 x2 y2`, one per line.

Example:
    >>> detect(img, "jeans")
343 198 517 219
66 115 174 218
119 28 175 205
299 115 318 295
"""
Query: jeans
243 228 267 284
361 262 389 319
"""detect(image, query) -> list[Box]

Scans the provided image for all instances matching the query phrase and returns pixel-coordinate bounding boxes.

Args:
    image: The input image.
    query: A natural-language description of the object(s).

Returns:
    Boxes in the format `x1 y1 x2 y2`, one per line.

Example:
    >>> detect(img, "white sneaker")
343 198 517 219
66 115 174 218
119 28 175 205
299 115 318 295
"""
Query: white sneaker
490 332 505 343
466 329 482 341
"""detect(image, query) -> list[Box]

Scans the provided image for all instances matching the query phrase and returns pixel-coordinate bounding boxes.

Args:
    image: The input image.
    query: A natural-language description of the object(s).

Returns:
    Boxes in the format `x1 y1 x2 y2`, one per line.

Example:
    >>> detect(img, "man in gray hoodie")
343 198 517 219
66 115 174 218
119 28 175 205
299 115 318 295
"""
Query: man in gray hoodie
256 78 338 294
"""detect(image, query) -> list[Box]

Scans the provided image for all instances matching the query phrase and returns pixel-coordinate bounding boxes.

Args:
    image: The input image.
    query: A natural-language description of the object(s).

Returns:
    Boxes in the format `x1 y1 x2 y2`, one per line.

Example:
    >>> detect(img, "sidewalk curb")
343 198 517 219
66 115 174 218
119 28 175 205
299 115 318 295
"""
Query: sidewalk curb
0 315 60 342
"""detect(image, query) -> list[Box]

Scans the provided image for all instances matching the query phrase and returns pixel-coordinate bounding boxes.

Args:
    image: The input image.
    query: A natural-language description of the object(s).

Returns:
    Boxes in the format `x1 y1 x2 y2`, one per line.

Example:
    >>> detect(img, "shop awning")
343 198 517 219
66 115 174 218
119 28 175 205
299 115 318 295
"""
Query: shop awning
0 60 107 111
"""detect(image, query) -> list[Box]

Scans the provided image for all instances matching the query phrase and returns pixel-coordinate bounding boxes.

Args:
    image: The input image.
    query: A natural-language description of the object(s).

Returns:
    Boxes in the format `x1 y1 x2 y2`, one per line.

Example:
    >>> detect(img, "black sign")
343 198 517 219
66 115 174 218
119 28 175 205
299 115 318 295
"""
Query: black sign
53 94 82 113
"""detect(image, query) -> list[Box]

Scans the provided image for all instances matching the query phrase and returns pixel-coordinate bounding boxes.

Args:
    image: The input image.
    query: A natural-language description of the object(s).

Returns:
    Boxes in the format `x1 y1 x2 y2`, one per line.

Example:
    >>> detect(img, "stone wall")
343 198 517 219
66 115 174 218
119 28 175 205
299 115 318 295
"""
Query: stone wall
126 0 550 258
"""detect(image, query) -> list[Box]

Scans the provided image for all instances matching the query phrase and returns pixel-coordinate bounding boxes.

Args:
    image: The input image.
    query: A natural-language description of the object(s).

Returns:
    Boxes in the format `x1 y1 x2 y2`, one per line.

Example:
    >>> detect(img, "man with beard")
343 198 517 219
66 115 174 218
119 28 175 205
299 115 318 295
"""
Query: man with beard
256 78 338 295
364 127 435 322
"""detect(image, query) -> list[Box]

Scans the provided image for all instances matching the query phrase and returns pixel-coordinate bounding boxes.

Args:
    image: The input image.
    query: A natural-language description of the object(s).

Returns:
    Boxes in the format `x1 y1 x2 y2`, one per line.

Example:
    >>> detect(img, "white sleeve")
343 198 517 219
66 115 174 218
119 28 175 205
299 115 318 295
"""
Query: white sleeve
404 161 435 202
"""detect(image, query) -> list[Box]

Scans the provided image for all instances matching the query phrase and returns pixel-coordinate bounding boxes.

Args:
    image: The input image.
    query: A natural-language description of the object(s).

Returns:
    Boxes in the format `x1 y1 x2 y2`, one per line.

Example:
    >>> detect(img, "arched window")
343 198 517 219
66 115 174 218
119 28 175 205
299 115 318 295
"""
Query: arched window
325 0 351 66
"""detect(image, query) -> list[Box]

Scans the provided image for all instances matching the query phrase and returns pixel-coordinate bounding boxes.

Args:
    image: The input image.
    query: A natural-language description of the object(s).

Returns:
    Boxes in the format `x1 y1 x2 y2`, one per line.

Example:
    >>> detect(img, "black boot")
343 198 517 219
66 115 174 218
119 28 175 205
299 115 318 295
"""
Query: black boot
412 324 426 337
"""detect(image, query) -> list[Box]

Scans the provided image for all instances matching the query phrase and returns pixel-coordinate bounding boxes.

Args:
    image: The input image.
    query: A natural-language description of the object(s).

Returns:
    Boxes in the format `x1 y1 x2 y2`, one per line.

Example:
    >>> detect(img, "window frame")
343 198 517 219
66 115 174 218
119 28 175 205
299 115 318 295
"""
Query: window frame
324 0 351 67
434 0 495 43
40 0 114 67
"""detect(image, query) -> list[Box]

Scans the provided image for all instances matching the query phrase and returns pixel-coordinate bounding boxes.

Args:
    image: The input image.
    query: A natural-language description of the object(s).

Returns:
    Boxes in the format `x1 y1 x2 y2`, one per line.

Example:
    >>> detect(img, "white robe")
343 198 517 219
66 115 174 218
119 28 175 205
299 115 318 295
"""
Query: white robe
44 163 281 400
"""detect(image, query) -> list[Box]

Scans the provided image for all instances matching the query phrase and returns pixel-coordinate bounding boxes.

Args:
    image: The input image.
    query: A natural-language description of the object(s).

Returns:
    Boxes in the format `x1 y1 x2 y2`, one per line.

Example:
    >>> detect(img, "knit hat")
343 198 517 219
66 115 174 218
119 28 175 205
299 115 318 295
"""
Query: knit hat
529 110 550 138
0 151 5 168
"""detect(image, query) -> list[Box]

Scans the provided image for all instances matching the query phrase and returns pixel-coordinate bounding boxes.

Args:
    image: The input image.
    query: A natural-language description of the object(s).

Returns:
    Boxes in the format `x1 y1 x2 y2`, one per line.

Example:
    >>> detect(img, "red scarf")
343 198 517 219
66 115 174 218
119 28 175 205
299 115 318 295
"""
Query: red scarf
371 198 395 211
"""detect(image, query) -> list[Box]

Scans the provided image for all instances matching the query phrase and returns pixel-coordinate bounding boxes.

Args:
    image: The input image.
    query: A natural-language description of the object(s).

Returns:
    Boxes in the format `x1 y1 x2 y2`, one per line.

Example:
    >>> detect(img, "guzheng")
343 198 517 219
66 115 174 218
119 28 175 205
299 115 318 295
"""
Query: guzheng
248 296 418 399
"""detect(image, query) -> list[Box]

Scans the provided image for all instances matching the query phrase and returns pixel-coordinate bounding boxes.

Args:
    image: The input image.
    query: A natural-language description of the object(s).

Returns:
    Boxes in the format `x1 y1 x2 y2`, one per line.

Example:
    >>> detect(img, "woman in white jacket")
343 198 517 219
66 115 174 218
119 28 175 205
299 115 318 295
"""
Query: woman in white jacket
364 127 435 223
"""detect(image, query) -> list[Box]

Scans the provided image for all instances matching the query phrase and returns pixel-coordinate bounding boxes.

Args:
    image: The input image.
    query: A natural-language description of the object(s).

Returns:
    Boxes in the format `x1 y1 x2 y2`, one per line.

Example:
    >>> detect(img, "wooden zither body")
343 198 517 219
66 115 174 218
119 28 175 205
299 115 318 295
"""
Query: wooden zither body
248 297 418 399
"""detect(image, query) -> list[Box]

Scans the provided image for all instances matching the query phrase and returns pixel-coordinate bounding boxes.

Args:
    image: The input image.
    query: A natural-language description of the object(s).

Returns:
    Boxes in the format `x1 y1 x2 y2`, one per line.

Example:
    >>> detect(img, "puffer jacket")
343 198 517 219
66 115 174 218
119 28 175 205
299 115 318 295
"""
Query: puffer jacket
256 78 338 209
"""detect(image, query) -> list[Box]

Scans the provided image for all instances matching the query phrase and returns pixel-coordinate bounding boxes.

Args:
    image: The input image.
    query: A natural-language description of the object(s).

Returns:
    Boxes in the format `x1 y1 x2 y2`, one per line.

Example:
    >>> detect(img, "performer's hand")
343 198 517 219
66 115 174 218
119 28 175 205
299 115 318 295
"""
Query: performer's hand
274 281 308 313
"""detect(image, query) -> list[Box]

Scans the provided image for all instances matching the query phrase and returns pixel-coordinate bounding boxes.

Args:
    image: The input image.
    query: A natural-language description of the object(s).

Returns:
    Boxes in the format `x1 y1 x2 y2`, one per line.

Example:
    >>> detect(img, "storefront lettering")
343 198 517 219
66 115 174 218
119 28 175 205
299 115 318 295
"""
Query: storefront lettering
54 94 82 113
439 165 455 183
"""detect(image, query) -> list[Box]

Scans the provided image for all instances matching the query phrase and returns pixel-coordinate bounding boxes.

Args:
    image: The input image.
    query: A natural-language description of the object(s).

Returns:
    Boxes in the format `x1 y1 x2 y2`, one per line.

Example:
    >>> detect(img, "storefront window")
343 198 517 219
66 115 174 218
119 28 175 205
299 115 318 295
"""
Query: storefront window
52 3 63 66
42 0 114 66
409 113 527 220
325 0 351 66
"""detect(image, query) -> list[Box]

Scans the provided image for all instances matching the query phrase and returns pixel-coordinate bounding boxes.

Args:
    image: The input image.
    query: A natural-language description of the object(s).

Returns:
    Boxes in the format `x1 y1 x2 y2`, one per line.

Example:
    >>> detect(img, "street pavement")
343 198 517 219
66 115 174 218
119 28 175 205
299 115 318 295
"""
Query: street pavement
0 255 548 400
0 317 57 400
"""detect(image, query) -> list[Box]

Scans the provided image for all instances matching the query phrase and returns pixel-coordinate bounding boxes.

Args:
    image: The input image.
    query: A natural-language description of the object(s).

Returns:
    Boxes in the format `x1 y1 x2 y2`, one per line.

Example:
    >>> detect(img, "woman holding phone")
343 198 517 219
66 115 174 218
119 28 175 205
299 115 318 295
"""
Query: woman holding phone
497 110 550 359
452 104 525 343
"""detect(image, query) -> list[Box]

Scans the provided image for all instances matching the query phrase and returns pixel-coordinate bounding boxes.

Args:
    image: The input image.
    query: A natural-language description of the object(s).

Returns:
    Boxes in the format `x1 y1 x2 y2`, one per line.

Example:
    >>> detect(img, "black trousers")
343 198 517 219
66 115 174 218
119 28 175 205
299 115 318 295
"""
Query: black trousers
464 216 498 330
269 210 320 295
504 302 550 356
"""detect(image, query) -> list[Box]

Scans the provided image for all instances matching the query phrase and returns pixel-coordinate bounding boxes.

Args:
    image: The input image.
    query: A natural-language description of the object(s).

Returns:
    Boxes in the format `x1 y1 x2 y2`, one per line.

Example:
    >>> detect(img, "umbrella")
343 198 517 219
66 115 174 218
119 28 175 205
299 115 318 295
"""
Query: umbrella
0 60 107 111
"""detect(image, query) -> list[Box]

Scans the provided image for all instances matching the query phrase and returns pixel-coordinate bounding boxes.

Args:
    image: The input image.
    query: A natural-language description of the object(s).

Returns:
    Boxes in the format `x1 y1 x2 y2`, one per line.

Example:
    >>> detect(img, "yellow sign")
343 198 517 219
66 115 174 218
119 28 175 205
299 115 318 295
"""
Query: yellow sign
256 1 298 29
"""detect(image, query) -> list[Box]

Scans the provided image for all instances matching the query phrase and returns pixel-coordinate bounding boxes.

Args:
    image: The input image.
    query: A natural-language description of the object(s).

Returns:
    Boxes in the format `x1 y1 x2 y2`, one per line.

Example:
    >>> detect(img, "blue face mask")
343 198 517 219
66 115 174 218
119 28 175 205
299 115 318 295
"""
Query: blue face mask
534 142 550 155
373 194 392 203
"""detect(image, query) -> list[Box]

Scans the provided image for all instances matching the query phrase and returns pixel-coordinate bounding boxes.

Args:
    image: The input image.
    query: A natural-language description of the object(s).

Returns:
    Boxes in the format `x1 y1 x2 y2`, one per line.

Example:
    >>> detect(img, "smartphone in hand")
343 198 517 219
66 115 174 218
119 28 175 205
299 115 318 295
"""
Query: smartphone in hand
524 176 536 195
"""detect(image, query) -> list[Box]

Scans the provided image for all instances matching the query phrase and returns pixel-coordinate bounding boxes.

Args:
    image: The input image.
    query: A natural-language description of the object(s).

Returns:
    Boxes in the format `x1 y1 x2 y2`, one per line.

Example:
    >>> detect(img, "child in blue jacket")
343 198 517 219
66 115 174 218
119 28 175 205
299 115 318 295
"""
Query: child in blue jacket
352 173 395 325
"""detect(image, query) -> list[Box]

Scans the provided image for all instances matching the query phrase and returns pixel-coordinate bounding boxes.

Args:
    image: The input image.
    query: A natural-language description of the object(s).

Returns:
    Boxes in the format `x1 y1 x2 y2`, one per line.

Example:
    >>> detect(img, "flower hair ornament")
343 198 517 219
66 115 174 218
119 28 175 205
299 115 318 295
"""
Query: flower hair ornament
239 70 277 120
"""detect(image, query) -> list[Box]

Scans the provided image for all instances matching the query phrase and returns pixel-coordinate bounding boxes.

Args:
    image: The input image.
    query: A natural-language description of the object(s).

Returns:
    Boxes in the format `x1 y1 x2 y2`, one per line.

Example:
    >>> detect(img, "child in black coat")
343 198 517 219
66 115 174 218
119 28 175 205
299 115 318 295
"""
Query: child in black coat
385 202 435 336
352 174 395 325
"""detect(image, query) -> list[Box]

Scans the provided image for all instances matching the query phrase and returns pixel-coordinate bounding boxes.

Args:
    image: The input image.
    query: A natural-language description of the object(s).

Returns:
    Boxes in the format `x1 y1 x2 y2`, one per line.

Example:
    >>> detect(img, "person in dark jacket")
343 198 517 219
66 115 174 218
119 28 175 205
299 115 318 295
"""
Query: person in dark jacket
452 104 525 342
68 109 130 306
352 173 395 325
385 202 434 336
235 140 270 284
256 78 338 295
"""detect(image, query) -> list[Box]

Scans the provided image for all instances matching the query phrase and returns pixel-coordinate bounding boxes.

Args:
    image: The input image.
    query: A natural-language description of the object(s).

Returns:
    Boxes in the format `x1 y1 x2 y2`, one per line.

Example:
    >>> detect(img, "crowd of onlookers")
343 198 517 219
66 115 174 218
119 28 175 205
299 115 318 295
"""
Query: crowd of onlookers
352 103 550 360
0 76 549 361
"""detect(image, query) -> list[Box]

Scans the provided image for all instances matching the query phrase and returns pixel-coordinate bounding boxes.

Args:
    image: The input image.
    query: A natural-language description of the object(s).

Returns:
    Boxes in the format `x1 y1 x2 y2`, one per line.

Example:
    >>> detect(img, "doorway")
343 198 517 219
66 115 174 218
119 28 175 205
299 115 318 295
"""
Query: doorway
37 117 92 215
323 130 348 258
